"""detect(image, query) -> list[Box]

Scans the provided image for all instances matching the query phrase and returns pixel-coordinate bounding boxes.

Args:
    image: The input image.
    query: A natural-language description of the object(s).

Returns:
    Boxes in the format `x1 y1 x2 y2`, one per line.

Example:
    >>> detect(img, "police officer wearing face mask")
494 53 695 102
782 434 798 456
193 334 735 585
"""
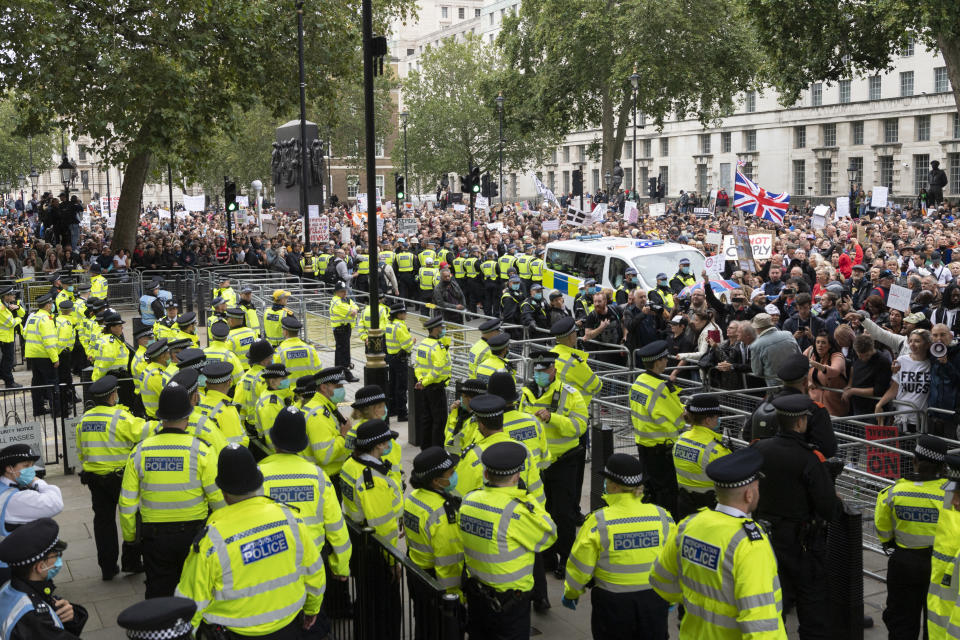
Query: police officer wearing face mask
0 445 64 536
500 274 525 338
615 268 640 306
669 257 696 294
404 447 464 639
0 518 88 640
573 279 597 323
648 272 676 313
521 284 550 336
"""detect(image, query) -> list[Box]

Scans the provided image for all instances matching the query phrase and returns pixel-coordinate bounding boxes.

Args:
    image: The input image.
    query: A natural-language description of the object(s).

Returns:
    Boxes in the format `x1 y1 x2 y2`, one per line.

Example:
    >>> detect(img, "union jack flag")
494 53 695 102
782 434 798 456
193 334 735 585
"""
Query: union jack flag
734 167 789 225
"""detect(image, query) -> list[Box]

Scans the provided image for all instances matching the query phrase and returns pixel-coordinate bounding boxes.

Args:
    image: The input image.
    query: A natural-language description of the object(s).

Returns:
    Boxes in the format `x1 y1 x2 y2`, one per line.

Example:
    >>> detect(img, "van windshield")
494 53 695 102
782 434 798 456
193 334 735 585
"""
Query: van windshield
632 250 706 288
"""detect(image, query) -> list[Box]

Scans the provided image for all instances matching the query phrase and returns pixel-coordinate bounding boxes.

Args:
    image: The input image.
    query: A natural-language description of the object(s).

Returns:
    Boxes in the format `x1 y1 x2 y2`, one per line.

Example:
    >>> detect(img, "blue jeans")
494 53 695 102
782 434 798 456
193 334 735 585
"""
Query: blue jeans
70 224 80 250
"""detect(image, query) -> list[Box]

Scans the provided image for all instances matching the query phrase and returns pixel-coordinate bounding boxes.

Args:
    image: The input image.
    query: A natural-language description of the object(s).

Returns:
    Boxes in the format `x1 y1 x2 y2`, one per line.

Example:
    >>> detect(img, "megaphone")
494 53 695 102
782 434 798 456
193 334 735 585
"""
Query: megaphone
931 342 948 358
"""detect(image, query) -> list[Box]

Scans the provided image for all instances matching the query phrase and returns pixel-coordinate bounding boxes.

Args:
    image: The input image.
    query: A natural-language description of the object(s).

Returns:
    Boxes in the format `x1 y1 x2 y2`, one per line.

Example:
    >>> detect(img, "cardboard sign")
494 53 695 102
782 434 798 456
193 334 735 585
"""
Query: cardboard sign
565 206 590 227
592 203 608 222
871 186 889 208
624 200 638 224
886 284 912 313
648 203 666 218
812 205 829 230
99 195 120 214
693 207 711 216
836 196 850 219
476 196 489 210
453 204 467 213
733 225 754 272
706 231 723 247
183 194 205 212
864 424 901 479
236 195 249 208
704 254 724 277
542 219 560 231
398 217 418 235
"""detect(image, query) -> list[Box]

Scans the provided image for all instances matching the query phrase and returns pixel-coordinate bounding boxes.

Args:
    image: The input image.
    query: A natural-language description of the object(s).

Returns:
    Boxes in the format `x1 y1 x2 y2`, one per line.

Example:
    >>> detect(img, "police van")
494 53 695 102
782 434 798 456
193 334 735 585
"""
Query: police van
542 236 706 306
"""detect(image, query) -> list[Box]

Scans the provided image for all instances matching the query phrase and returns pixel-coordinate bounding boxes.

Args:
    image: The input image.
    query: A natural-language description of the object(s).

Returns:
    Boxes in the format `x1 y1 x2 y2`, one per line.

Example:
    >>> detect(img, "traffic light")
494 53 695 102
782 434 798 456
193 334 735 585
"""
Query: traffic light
572 169 583 197
656 176 665 200
395 173 405 200
460 172 470 194
648 177 658 200
489 175 498 198
480 173 491 198
224 179 238 212
470 167 481 194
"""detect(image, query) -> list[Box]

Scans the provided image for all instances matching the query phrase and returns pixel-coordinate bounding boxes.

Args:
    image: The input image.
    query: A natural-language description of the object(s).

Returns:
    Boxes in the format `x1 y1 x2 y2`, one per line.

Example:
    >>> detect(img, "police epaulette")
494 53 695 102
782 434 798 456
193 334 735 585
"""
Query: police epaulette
742 520 764 542
197 438 211 448
512 498 535 513
443 498 458 524
269 395 278 404
363 467 375 489
192 526 208 553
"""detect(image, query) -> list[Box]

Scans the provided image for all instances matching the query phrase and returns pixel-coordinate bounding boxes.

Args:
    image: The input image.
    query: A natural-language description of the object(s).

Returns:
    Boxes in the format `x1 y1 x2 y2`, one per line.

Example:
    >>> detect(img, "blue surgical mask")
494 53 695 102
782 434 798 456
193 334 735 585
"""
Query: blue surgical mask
534 371 551 387
197 374 207 387
603 479 609 495
332 387 346 404
533 293 542 301
511 284 520 291
681 266 690 274
277 378 291 390
445 471 458 493
17 466 36 487
383 440 393 456
45 556 63 580
658 279 668 287
439 328 446 338
67 286 74 292
629 277 638 285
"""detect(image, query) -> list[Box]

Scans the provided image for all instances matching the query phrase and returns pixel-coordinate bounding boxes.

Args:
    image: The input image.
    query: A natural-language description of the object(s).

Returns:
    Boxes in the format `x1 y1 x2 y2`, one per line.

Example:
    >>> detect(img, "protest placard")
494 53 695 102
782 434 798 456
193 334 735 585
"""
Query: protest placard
871 186 889 208
836 196 850 219
704 254 724 277
705 231 723 247
592 203 608 222
542 219 560 231
565 206 590 227
398 218 418 235
624 201 638 224
236 195 249 208
886 284 912 313
453 204 467 213
733 225 754 272
648 203 665 218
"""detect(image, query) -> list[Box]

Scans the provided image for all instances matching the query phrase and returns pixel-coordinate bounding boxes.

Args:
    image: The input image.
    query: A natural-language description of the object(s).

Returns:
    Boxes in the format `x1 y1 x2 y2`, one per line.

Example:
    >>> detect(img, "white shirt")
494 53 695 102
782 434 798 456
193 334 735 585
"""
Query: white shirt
715 503 750 519
893 355 931 427
0 476 64 525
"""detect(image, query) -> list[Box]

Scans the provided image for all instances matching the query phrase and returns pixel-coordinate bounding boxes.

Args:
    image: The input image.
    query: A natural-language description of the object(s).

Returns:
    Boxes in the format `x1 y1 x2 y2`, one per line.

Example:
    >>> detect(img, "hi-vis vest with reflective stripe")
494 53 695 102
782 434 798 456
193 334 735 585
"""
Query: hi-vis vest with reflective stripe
197 390 248 448
263 306 292 346
0 581 63 640
227 327 259 360
927 507 960 640
175 496 325 636
24 309 58 361
650 508 786 639
414 337 450 386
315 253 332 274
403 488 464 591
498 255 516 279
480 260 498 280
874 477 945 549
260 452 351 575
458 484 557 592
119 431 225 541
418 267 438 290
76 404 149 474
630 371 684 446
141 361 170 419
464 257 479 278
302 394 349 477
385 319 413 355
356 254 370 275
519 379 588 460
565 492 674 598
395 252 415 272
551 344 602 404
340 456 404 548
452 256 466 278
529 257 544 282
673 425 732 493
330 297 357 328
474 353 514 384
453 430 544 505
467 339 490 377
277 337 321 377
502 409 550 470
515 254 532 278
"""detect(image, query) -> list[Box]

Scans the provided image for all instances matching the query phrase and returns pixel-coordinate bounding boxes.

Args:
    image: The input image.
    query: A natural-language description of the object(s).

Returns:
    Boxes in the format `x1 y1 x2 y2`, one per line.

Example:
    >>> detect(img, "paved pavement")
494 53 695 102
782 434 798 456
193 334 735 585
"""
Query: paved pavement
29 331 891 639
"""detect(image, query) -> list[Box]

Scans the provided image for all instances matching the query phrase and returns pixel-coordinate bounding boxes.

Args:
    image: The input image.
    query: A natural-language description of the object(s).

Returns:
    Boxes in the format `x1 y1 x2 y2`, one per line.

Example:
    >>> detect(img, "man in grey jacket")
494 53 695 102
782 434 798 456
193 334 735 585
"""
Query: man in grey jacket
433 267 466 323
749 313 800 385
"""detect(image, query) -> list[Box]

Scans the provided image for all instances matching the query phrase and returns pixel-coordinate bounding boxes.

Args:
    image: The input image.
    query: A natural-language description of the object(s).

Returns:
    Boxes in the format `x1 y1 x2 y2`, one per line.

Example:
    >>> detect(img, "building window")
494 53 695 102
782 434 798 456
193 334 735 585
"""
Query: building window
642 139 652 157
852 121 864 146
347 175 359 199
721 132 732 153
375 174 384 196
658 167 669 195
839 80 851 104
822 123 837 147
849 156 863 186
624 168 633 191
904 40 914 57
884 119 899 143
592 169 600 192
700 134 711 154
638 167 648 194
441 6 448 18
475 8 480 17
562 170 570 193
375 138 384 157
741 162 755 182
794 126 806 148
489 12 493 24
406 48 415 57
578 144 586 162
624 141 632 160
638 113 647 128
950 154 960 195
879 156 894 190
916 115 931 141
914 154 930 194
811 83 822 107
660 138 669 156
78 145 87 162
563 146 570 163
900 71 914 97
935 67 950 93
458 7 464 19
954 113 960 139
745 130 757 152
792 160 805 195
697 164 708 194
745 91 756 113
547 171 555 191
551 149 557 164
869 75 882 100
818 158 832 195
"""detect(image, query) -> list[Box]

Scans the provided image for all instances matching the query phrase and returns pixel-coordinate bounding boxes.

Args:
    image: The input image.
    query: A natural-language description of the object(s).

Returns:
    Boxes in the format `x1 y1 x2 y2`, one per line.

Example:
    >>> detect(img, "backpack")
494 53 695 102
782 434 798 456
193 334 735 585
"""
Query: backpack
322 258 341 285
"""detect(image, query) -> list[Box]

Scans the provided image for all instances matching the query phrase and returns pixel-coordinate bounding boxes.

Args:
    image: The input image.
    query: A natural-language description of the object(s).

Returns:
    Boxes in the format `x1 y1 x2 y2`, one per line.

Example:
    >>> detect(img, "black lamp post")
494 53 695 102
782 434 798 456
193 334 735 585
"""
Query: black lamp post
630 68 639 200
296 1 310 248
496 92 504 205
59 155 77 194
399 110 409 203
846 163 858 201
604 170 611 202
18 175 26 207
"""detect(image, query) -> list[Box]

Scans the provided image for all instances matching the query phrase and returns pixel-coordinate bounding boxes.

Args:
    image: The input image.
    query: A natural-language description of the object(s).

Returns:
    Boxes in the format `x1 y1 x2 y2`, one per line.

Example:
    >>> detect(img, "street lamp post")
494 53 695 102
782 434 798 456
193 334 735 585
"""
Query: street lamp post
18 175 26 209
604 171 611 202
399 111 409 203
296 1 310 248
630 68 639 200
58 155 76 194
496 93 504 206
846 163 858 204
252 179 263 223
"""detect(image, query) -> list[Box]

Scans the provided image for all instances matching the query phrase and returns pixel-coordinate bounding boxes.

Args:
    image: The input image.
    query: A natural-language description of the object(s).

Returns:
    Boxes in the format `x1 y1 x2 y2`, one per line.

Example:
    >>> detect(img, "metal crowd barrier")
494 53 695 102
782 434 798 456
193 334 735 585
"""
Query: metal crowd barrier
329 520 461 640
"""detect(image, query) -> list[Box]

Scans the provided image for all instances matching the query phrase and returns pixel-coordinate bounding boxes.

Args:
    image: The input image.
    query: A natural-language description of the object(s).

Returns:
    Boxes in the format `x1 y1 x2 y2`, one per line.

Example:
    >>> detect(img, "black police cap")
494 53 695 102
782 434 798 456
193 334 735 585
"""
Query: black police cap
481 441 527 476
58 299 74 311
479 318 501 333
488 371 519 404
270 406 309 453
156 379 194 421
176 348 206 369
487 332 510 349
102 311 125 326
315 366 345 385
117 596 197 640
771 395 814 417
210 320 230 339
354 419 398 449
531 351 558 371
144 338 169 359
211 296 226 307
776 353 810 383
247 339 274 364
601 453 644 487
0 518 66 568
216 444 263 495
914 435 948 464
470 393 505 419
706 447 765 489
176 312 197 327
686 394 722 416
167 337 193 351
412 447 457 481
461 378 487 396
90 374 119 398
201 361 233 385
637 340 670 362
295 375 317 396
225 307 245 319
352 385 386 410
0 444 41 470
261 363 289 379
550 316 577 338
389 303 406 315
281 315 302 331
424 315 444 330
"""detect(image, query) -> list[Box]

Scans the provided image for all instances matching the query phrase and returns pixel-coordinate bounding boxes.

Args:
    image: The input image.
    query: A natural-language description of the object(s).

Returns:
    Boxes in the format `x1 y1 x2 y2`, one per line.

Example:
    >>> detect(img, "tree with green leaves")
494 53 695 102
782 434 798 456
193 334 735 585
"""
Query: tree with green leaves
0 98 56 190
746 0 960 114
0 0 412 251
393 33 561 198
498 0 759 182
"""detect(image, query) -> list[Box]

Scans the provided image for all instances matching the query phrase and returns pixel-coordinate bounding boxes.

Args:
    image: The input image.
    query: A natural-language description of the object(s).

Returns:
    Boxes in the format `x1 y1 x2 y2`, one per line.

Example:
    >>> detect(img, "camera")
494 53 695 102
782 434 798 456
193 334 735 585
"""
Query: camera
931 342 948 358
